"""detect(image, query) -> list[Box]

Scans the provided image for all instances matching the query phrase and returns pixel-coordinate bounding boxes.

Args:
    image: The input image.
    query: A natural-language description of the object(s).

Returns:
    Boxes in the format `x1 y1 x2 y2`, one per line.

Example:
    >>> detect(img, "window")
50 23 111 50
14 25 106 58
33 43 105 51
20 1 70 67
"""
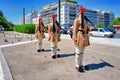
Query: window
93 29 98 31
100 29 104 32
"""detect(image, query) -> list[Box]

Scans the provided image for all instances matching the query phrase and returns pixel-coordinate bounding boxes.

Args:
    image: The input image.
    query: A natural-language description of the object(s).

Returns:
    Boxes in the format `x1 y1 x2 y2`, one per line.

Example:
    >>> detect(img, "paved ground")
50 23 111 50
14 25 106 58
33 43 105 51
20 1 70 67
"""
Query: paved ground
0 31 35 45
0 61 4 80
0 32 120 80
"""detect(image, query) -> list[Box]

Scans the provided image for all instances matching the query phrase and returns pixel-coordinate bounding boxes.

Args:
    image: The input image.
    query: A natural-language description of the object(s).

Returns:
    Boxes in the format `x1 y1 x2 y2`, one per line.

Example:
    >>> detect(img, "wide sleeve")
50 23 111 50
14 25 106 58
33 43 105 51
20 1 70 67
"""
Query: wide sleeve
35 25 38 34
73 19 79 40
89 26 96 31
48 24 52 39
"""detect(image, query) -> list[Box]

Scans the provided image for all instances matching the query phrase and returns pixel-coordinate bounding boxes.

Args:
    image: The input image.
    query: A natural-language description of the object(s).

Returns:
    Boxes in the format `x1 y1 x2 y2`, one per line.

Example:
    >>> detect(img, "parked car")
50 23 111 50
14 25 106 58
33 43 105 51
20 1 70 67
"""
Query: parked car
61 28 67 34
89 28 114 38
103 27 116 34
0 25 4 33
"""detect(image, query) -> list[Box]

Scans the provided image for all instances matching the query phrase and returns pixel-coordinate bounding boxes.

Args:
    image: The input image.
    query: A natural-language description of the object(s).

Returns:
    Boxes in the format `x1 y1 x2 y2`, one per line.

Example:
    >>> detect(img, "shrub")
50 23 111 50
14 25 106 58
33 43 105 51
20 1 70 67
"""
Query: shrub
4 28 14 31
14 24 36 34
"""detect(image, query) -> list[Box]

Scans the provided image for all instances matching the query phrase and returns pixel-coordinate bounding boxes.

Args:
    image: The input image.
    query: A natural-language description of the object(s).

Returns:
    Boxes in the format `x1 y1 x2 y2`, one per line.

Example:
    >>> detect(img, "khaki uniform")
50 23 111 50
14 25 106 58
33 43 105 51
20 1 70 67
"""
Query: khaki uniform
48 23 61 42
35 24 45 40
48 23 61 56
35 24 45 50
73 17 91 48
73 17 95 67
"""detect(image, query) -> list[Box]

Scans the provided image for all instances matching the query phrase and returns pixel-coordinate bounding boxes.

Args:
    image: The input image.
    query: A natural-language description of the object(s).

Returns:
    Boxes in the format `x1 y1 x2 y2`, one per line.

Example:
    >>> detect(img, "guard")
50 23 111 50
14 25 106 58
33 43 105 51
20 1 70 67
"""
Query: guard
35 18 45 52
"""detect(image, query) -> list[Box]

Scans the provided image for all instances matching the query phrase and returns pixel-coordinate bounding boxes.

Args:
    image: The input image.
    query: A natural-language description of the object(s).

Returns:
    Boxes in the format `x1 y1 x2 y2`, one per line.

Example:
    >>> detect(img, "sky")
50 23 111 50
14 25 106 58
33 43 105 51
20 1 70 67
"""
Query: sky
0 0 120 24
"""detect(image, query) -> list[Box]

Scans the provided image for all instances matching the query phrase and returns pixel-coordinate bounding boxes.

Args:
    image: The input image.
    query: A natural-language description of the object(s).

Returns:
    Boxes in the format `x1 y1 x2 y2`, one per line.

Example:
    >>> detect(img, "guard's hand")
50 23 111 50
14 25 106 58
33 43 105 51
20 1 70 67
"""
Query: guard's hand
74 40 77 45
48 37 51 41
59 30 62 33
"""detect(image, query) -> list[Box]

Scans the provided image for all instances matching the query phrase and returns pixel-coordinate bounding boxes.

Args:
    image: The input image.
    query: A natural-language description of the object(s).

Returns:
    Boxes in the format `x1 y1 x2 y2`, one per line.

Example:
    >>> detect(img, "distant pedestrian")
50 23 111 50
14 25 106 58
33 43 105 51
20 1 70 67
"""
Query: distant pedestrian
68 26 73 39
73 7 96 72
48 15 61 59
0 25 4 34
35 18 45 52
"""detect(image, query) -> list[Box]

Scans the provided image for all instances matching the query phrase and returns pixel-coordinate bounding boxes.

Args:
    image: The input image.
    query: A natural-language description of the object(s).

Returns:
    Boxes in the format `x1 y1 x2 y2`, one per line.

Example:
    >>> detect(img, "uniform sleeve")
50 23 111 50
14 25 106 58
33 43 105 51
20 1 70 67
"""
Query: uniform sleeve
35 25 38 34
89 27 95 31
73 19 79 40
48 24 52 38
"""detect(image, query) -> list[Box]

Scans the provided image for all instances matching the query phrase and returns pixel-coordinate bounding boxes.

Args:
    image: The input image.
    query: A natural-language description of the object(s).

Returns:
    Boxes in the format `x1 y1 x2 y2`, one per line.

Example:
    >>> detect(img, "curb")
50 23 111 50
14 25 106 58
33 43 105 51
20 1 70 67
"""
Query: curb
0 48 13 80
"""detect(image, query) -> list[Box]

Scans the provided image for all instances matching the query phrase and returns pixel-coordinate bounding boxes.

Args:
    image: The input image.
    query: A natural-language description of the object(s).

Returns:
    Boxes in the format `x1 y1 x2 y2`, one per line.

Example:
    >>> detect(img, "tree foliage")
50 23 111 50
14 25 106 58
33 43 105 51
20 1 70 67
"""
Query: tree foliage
62 0 78 4
0 16 11 28
0 10 4 17
0 10 14 29
96 23 104 28
109 17 120 28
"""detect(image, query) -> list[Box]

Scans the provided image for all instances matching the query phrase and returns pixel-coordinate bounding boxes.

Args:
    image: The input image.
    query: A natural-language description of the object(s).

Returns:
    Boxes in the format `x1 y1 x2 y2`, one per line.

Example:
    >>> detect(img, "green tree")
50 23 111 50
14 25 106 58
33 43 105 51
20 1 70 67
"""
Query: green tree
62 0 78 4
0 16 10 28
96 23 104 28
109 17 120 28
0 10 14 29
0 10 4 17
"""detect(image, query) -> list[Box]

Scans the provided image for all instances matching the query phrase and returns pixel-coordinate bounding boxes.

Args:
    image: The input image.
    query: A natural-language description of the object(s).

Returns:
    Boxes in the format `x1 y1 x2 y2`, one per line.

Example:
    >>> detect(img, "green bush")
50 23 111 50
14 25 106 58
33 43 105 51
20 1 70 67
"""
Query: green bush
14 24 36 34
4 28 14 31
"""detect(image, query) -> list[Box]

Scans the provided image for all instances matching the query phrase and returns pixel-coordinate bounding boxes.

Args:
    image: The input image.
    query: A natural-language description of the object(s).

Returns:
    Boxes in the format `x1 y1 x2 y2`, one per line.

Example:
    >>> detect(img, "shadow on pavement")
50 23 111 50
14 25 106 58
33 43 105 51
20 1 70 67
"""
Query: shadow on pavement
44 49 60 52
87 59 114 71
44 49 51 52
60 53 75 58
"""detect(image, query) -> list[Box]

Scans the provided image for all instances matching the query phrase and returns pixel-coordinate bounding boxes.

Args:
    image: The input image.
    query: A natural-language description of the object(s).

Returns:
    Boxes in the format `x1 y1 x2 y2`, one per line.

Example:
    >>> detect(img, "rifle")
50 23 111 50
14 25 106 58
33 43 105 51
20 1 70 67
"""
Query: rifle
84 16 95 27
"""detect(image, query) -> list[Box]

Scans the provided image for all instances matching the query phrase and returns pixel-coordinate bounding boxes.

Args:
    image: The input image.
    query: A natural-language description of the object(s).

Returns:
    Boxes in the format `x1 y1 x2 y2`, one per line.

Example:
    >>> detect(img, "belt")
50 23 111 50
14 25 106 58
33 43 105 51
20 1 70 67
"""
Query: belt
78 30 88 34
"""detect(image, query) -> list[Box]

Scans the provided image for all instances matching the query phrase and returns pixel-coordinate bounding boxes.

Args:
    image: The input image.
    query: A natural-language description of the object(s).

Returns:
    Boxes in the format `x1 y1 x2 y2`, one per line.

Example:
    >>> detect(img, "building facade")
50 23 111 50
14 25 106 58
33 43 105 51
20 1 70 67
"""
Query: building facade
85 9 98 26
25 10 38 24
37 2 80 27
25 2 115 27
97 10 115 27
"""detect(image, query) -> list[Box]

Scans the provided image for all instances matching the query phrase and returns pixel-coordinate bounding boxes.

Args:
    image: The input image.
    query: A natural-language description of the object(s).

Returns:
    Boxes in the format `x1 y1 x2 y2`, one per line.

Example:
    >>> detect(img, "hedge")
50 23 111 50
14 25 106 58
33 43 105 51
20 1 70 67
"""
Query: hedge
14 24 36 34
4 28 14 31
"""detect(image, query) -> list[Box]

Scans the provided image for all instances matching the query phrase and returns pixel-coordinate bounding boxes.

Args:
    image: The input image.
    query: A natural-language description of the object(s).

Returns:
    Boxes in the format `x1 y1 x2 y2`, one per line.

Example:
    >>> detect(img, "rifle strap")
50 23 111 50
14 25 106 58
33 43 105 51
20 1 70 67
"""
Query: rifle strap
39 23 41 32
84 16 95 27
52 20 56 33
81 14 84 29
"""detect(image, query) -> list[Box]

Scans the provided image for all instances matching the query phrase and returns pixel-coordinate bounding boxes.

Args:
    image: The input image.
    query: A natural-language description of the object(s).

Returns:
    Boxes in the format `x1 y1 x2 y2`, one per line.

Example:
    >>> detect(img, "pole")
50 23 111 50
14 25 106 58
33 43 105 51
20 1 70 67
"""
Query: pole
58 0 61 26
23 8 25 24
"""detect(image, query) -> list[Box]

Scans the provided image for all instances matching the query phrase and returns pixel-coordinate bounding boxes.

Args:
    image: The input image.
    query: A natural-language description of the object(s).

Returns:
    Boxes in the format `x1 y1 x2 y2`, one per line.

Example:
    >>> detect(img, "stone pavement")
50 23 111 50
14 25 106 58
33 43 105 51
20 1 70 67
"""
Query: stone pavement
0 61 4 80
0 32 120 80
0 39 120 80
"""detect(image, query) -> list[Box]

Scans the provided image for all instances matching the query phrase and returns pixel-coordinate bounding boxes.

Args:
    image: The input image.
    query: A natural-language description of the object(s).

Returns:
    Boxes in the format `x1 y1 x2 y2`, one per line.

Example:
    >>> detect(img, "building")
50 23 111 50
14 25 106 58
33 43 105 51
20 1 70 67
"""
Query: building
25 2 115 28
60 2 80 27
25 10 38 24
39 3 58 26
38 2 80 27
97 10 115 27
85 10 115 27
85 9 98 26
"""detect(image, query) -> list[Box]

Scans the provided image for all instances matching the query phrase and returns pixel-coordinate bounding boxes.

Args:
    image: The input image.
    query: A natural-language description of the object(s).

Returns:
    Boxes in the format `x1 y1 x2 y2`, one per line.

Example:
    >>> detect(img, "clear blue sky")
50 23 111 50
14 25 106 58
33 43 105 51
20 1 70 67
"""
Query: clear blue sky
0 0 120 24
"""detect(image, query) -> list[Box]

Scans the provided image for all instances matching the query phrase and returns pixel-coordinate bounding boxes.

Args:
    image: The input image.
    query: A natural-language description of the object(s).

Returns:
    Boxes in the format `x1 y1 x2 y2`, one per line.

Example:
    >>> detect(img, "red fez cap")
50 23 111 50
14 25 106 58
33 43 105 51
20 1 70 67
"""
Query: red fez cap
80 7 86 12
52 15 57 19
39 18 42 21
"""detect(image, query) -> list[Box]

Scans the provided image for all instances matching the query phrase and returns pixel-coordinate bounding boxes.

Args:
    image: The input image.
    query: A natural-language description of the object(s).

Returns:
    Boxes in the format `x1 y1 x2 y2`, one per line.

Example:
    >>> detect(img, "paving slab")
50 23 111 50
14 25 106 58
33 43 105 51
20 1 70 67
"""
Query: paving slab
1 39 120 80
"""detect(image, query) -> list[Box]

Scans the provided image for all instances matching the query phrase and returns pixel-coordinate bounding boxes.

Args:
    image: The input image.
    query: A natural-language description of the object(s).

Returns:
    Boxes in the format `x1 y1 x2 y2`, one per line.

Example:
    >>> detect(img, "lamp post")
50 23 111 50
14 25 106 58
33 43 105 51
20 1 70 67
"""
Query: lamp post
23 8 25 24
58 0 61 26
